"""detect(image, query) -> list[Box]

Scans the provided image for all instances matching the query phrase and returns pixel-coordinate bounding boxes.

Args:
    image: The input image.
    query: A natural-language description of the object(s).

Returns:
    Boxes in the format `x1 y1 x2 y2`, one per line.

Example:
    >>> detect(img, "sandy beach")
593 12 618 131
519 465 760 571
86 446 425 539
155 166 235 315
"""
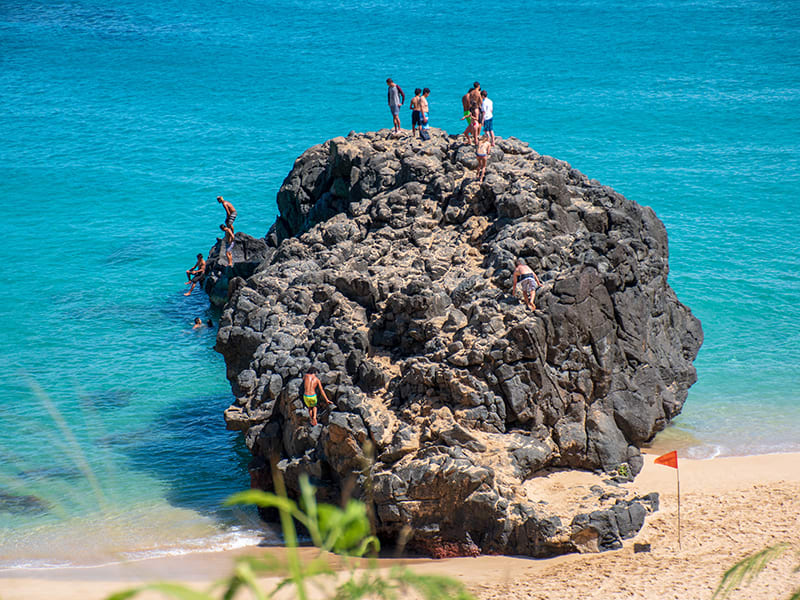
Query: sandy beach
2 451 798 600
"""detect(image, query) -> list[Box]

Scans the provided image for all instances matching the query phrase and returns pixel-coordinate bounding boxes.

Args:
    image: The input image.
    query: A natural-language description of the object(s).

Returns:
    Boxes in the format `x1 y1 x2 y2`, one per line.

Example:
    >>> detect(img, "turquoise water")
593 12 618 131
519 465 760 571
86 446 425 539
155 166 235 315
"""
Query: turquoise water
1 0 798 567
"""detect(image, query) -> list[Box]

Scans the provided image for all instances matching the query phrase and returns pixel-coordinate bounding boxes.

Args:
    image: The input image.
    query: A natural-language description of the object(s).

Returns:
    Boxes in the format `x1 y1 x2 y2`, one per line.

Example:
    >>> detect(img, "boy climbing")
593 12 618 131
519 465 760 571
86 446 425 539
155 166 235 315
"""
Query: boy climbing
512 257 543 311
302 367 334 427
220 223 235 267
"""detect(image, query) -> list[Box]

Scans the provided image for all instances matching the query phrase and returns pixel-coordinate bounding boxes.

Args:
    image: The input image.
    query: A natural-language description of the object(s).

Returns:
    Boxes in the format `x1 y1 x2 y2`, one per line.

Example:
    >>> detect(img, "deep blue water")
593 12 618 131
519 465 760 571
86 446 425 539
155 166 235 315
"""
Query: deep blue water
1 0 798 567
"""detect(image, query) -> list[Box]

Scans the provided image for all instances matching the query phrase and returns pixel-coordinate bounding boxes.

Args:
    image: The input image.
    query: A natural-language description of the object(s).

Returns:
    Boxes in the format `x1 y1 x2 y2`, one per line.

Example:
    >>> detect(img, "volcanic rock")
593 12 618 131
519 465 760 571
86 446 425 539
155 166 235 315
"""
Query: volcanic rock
213 128 703 556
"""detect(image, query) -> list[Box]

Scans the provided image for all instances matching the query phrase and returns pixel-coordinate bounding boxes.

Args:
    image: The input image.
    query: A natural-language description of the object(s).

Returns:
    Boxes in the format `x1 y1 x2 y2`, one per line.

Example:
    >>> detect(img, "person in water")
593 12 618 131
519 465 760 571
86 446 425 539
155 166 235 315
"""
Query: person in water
217 196 237 231
512 257 543 311
192 317 205 329
220 223 235 267
302 366 334 427
476 135 491 183
184 253 206 296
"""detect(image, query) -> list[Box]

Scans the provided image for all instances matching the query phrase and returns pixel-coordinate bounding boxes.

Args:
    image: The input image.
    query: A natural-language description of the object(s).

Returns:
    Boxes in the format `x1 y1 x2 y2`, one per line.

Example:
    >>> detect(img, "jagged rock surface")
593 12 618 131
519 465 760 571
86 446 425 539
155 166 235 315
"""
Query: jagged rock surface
214 129 703 556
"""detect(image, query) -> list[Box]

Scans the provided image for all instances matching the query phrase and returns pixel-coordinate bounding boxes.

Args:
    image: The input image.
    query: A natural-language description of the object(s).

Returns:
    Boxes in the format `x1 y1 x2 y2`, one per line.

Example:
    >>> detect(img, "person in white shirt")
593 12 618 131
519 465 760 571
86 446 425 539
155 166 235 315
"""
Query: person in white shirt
481 90 495 147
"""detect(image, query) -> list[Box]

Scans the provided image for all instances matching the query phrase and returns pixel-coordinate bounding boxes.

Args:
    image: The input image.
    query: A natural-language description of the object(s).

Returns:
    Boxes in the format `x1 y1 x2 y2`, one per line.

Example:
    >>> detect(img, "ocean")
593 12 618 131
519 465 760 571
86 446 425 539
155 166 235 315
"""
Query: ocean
1 0 798 568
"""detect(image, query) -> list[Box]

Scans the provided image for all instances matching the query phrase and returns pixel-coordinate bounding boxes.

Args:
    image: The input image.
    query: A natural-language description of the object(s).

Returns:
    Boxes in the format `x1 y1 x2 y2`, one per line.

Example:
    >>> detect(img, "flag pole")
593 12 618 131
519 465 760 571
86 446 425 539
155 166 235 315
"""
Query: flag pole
677 463 682 550
654 450 681 550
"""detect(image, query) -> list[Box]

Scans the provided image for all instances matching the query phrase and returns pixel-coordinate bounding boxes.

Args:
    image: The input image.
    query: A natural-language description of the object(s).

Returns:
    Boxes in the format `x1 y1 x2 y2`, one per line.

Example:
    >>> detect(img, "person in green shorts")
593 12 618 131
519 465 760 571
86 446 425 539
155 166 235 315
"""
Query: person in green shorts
303 367 334 426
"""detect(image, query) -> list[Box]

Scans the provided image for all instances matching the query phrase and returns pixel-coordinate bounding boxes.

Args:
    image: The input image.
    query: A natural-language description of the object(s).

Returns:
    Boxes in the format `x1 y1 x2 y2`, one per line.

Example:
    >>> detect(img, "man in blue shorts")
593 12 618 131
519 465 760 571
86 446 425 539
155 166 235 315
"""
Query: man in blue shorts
481 90 495 147
419 88 431 140
386 78 405 135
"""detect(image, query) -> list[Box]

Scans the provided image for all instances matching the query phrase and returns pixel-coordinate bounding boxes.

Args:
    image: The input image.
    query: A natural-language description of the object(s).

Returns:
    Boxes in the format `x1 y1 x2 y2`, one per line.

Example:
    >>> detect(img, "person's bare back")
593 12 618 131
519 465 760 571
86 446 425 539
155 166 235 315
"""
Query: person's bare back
302 367 334 426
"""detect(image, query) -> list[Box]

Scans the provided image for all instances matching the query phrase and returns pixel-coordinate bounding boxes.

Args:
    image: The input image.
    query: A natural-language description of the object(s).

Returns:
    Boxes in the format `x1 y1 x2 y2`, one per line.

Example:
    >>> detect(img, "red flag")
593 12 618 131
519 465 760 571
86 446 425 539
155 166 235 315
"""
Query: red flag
654 450 678 469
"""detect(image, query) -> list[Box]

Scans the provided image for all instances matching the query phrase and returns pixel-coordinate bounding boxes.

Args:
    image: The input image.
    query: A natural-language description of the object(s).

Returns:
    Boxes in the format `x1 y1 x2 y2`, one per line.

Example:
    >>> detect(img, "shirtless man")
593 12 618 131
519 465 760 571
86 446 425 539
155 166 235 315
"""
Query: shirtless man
419 87 431 140
217 196 237 231
302 367 334 427
184 253 206 296
469 82 482 135
410 88 422 137
220 223 235 267
461 88 472 123
512 257 543 311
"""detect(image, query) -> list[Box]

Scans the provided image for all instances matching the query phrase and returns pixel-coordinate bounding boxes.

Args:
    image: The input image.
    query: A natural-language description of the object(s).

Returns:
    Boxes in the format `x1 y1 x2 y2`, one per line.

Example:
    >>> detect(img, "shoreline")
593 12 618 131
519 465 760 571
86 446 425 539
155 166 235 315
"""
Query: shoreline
2 451 798 599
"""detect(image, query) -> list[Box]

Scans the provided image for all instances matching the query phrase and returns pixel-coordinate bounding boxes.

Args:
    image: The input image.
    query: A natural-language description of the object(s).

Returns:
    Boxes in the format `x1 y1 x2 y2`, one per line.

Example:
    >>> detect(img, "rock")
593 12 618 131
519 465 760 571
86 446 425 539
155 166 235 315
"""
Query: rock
212 129 702 557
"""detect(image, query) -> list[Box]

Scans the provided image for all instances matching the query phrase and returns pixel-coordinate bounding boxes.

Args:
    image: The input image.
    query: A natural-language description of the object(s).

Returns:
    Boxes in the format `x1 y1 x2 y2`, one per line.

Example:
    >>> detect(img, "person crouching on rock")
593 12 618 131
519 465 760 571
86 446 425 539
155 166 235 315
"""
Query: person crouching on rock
512 257 542 311
303 367 334 427
220 223 235 267
184 253 206 296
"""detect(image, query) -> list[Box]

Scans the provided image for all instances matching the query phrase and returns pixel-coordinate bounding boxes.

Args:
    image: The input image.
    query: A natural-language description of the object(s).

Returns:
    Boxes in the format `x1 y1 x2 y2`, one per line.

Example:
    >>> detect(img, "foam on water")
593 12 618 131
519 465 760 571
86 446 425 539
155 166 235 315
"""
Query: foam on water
1 0 798 566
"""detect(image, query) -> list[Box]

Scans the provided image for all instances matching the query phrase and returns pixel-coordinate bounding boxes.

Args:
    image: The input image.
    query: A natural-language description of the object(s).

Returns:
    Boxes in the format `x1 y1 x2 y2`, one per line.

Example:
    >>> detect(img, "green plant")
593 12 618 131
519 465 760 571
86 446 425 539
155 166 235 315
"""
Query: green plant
106 472 476 600
616 463 629 478
713 543 799 600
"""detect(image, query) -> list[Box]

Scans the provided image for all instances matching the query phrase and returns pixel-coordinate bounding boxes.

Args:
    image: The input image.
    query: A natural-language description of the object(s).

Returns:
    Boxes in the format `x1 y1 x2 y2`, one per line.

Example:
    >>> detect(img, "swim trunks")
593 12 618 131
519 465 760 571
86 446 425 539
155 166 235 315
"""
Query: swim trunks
483 117 494 132
225 210 237 227
390 104 400 116
226 241 235 254
463 109 471 124
519 274 538 294
412 110 421 127
421 112 429 129
303 393 318 408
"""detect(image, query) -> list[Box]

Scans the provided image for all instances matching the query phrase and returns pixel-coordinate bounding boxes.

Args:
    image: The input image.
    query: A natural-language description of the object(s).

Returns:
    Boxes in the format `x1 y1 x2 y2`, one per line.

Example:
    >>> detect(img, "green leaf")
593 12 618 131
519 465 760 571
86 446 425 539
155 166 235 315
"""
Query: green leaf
106 582 214 600
225 490 296 514
713 544 790 600
390 568 476 600
233 561 268 600
105 590 143 600
789 589 800 600
299 474 323 547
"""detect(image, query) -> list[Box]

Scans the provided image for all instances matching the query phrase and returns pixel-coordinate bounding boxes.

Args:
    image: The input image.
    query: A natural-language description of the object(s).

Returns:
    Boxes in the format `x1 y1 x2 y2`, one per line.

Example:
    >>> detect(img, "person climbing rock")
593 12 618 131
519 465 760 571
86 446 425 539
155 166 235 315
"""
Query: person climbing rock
512 257 542 310
184 253 206 296
302 367 334 427
220 223 235 267
217 196 237 231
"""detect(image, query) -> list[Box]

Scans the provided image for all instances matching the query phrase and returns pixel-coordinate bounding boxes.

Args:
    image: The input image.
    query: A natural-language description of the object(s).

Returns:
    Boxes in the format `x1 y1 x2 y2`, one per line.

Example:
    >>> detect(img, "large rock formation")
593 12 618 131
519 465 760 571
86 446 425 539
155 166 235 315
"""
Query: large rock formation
213 129 702 556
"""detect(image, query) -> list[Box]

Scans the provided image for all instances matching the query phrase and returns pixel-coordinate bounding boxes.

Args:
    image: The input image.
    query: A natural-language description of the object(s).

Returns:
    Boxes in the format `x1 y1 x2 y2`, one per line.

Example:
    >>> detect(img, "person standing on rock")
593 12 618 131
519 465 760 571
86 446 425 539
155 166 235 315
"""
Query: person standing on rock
469 82 483 135
303 367 334 427
220 223 235 267
461 87 472 123
512 258 543 311
461 101 480 145
419 88 431 140
410 88 422 137
184 253 206 296
476 135 491 183
480 90 495 147
386 78 405 135
217 196 237 231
